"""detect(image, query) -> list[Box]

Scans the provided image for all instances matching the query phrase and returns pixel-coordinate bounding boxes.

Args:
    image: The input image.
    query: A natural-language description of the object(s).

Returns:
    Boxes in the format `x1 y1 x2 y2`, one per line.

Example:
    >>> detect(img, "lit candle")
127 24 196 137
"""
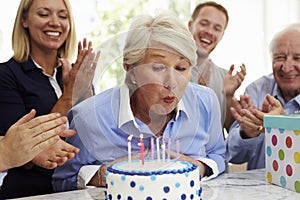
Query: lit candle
156 137 160 161
161 139 166 162
176 139 180 160
167 137 171 160
151 137 154 160
139 134 145 165
127 134 133 163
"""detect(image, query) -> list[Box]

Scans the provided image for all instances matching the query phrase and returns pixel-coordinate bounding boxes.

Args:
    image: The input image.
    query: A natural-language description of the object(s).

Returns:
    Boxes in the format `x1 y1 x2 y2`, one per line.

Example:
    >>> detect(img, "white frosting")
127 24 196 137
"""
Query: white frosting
113 160 186 171
105 160 202 200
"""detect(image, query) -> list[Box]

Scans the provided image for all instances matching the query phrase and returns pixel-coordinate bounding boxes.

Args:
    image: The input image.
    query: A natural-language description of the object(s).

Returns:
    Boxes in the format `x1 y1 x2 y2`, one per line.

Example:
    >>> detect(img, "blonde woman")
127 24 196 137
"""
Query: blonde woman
0 0 99 198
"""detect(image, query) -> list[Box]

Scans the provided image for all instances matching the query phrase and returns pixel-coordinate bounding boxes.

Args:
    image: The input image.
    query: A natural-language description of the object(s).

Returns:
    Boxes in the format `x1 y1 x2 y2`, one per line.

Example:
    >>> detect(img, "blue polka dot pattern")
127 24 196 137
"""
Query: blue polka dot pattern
110 180 114 186
190 180 194 187
163 186 170 193
266 146 272 157
139 185 144 191
105 160 202 199
280 176 287 187
150 175 156 181
130 181 136 188
121 175 126 181
279 128 285 133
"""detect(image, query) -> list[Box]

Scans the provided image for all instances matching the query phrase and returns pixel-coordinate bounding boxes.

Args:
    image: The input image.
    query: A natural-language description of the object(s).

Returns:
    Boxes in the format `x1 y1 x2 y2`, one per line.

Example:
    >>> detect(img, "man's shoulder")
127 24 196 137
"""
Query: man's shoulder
210 61 227 75
249 73 274 86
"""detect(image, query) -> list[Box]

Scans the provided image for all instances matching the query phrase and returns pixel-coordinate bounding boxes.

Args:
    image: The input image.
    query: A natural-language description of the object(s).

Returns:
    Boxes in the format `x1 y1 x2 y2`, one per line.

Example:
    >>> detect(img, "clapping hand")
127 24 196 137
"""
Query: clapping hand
230 94 264 138
32 137 80 169
230 94 285 139
0 110 76 171
223 64 246 96
56 38 100 116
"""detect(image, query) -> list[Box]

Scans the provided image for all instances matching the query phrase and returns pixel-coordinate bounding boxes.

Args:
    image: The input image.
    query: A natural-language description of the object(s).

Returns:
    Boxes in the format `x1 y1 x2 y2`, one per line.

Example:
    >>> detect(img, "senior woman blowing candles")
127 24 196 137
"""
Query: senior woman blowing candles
52 13 226 191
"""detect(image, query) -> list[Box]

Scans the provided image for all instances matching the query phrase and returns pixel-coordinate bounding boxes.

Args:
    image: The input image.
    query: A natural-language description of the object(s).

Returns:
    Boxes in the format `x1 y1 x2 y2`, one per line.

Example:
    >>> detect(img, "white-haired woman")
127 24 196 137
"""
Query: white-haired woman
52 13 226 191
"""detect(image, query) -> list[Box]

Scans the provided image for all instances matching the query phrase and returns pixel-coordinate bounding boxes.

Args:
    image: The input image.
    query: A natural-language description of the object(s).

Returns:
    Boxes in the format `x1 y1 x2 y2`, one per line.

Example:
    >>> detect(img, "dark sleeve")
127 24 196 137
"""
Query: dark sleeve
0 63 27 135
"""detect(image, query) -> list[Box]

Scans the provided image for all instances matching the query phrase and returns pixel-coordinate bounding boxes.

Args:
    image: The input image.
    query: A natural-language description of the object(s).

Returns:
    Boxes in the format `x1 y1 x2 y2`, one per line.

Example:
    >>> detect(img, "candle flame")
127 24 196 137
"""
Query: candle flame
127 134 133 141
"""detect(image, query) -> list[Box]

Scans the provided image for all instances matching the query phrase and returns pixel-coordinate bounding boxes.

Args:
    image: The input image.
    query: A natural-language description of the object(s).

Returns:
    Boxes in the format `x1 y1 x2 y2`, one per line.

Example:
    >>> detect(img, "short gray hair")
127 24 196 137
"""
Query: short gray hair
269 23 300 56
123 13 197 67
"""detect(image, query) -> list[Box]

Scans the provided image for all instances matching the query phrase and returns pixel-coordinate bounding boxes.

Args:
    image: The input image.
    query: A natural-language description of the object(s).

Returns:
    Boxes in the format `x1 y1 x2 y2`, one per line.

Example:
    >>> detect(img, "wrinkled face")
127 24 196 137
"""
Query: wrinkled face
22 0 70 53
188 6 227 55
129 47 192 115
272 32 300 99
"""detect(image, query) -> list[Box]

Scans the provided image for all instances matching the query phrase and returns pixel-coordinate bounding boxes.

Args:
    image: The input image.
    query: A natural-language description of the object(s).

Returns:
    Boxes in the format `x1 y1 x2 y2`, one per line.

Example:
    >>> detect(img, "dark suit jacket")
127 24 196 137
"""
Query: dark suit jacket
0 57 63 199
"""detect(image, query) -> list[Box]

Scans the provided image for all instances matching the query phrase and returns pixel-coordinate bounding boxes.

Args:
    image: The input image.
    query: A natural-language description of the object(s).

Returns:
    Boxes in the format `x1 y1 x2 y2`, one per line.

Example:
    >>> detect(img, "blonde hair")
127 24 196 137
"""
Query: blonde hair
12 0 77 62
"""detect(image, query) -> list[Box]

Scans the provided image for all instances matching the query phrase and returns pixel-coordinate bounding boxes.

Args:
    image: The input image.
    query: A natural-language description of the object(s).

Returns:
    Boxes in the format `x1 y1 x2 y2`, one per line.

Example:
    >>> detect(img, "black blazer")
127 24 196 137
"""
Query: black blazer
0 57 63 199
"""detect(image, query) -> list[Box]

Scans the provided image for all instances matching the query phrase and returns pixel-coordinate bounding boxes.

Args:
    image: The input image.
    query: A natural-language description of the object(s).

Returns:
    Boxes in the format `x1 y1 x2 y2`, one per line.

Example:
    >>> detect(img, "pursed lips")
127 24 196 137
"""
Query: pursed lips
163 96 175 104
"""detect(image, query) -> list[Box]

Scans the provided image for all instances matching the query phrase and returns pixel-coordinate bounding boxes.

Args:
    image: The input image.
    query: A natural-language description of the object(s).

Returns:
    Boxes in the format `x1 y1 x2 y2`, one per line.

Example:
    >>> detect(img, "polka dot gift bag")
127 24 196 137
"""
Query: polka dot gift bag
264 114 300 193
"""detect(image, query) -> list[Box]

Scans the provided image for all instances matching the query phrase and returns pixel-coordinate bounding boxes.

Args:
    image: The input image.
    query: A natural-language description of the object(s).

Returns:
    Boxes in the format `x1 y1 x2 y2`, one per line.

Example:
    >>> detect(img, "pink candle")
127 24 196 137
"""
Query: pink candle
151 137 154 160
139 134 145 165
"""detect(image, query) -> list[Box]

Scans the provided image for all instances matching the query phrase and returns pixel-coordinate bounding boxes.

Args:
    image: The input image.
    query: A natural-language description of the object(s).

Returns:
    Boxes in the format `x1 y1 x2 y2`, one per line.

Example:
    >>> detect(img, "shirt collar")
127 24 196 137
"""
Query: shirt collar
31 58 60 78
118 84 188 128
273 82 300 108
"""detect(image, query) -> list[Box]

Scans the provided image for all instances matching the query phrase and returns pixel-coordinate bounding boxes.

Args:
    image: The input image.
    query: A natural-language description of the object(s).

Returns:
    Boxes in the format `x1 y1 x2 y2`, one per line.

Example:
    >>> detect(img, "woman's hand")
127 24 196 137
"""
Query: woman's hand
169 150 206 177
0 110 75 171
52 38 100 115
88 148 149 187
32 138 80 169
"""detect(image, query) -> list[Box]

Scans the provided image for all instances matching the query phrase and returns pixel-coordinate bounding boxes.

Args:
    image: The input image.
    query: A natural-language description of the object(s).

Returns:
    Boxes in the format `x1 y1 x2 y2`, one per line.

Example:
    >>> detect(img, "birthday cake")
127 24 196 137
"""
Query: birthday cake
105 160 202 200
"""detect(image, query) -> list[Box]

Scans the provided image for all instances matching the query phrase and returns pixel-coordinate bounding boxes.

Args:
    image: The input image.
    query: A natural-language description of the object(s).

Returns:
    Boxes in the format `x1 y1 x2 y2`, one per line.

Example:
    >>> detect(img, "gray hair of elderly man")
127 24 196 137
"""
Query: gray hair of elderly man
123 13 197 90
269 23 300 55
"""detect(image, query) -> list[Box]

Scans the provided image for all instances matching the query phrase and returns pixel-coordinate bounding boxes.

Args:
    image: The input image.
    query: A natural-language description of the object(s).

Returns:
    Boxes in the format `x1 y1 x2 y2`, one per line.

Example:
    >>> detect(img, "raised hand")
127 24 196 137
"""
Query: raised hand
52 38 100 116
223 63 246 96
261 94 285 115
230 94 263 138
72 48 100 103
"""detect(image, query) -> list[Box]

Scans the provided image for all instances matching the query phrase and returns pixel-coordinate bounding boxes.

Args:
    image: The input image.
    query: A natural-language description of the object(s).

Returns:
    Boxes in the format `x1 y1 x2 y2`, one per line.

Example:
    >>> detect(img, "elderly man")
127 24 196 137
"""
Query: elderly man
226 23 300 170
